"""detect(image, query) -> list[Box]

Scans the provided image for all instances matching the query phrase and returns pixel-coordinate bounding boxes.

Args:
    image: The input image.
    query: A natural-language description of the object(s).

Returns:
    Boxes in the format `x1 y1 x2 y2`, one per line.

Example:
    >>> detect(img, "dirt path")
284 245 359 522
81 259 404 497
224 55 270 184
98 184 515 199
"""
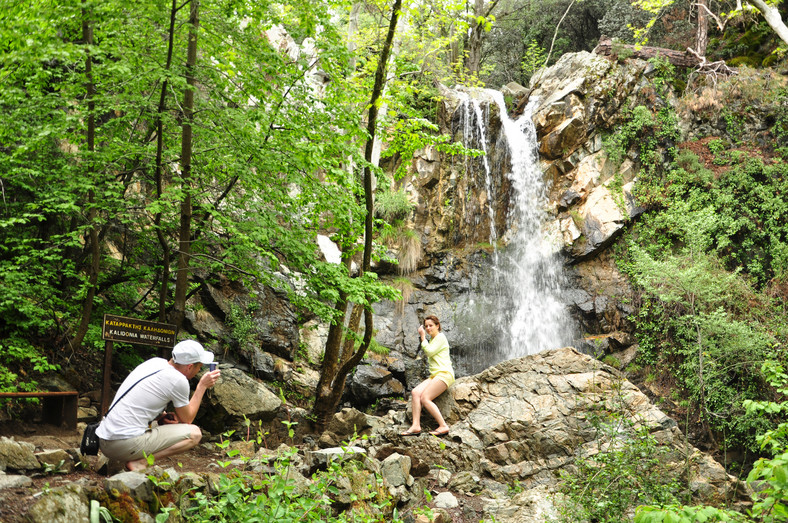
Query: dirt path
0 421 227 523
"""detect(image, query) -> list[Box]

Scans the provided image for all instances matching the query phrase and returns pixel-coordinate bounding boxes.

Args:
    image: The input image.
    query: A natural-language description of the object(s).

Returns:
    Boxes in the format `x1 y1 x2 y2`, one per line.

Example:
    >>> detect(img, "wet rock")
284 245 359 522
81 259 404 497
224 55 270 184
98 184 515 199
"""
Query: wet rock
348 365 405 405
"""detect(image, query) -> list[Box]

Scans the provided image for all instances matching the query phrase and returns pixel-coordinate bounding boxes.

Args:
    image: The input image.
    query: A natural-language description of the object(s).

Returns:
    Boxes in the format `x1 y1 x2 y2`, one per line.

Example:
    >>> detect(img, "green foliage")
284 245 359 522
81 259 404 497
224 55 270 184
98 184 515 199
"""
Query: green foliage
604 104 679 183
635 504 747 522
380 117 483 180
621 142 788 451
635 149 788 286
375 190 413 223
775 87 788 160
0 0 406 393
556 397 681 522
228 304 257 350
0 337 59 392
625 237 777 450
520 39 546 79
744 361 788 455
746 448 788 521
636 362 788 522
367 338 390 356
648 55 677 91
171 436 408 522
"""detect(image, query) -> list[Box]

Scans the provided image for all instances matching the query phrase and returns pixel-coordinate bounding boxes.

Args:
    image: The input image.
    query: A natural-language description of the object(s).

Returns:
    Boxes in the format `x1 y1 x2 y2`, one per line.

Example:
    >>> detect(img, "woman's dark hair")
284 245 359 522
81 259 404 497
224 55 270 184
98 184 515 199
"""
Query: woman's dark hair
424 315 442 331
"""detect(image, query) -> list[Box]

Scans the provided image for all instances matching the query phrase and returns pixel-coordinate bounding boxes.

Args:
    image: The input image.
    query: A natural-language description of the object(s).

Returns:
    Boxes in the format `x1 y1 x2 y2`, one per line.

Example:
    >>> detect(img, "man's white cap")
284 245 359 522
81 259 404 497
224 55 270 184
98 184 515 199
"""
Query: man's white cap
172 340 214 365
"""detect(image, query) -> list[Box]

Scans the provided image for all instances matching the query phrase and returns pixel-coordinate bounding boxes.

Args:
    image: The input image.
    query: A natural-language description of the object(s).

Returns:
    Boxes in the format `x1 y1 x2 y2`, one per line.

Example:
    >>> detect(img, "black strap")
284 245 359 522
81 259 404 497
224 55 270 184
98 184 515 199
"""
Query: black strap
105 368 163 416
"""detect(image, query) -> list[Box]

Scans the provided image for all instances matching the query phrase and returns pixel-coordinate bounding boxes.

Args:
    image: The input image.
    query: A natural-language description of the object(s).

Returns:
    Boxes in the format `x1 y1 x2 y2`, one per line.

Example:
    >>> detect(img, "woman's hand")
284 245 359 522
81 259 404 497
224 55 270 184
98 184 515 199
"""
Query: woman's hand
418 325 425 340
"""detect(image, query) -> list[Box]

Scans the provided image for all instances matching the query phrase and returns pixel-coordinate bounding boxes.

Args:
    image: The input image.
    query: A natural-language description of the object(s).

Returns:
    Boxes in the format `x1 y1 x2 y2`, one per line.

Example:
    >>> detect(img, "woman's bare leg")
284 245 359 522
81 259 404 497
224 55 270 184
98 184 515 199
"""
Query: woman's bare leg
403 379 432 434
420 379 449 433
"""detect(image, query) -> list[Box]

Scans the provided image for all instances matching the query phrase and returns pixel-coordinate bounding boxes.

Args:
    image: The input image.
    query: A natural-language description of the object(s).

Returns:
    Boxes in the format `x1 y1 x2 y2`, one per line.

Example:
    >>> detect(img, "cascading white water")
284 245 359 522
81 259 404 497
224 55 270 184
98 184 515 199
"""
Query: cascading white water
458 92 498 261
489 90 576 359
451 88 577 375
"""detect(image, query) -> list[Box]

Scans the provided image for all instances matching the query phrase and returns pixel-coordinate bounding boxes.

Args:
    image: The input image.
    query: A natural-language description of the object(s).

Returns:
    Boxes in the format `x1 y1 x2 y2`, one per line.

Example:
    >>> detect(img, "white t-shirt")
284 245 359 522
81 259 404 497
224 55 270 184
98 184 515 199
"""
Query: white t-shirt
96 358 191 440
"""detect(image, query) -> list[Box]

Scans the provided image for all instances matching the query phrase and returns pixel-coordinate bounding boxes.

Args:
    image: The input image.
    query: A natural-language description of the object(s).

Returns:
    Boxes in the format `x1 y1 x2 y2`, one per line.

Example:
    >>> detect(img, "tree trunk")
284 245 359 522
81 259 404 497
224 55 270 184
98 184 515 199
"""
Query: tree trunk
463 0 500 77
154 0 179 324
71 3 98 351
172 0 199 329
696 0 709 56
748 0 788 47
594 37 702 67
464 0 485 76
311 0 402 432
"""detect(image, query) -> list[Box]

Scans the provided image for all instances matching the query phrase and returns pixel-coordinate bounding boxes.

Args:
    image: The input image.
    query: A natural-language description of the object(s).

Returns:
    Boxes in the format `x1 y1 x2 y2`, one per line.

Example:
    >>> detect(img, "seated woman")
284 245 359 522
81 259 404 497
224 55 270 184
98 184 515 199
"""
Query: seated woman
401 315 454 437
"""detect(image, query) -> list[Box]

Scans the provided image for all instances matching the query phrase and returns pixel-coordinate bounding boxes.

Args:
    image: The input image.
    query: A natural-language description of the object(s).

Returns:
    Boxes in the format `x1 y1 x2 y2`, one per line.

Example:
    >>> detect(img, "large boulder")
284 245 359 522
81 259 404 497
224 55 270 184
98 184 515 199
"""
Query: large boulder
389 347 737 512
0 437 39 471
347 365 405 406
198 367 282 433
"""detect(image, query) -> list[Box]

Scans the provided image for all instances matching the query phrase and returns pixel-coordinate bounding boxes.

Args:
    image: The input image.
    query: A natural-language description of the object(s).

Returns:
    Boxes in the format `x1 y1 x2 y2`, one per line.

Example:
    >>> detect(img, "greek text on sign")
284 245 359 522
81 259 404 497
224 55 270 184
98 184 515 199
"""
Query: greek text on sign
102 314 177 349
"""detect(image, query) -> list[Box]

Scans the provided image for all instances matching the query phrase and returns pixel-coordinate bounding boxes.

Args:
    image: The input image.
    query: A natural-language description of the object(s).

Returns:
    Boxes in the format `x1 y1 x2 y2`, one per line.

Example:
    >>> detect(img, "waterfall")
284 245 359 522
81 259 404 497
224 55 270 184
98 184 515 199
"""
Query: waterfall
452 88 577 375
458 92 498 261
490 91 576 360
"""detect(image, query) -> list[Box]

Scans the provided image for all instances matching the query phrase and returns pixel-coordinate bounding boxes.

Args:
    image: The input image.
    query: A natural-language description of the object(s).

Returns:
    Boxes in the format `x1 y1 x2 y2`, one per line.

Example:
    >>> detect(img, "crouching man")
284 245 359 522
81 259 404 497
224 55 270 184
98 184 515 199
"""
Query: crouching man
96 340 220 471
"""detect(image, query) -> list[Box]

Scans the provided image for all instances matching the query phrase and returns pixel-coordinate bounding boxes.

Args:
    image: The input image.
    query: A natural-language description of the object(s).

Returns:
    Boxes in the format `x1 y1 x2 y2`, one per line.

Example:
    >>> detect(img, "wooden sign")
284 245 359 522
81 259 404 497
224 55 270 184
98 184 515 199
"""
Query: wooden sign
102 314 177 349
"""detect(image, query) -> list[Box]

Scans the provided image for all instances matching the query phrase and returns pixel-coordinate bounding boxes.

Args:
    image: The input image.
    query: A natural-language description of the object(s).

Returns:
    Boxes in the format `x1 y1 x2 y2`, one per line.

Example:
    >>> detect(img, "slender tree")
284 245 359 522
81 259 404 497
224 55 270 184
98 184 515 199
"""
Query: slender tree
70 2 99 351
464 0 500 76
172 0 199 329
153 0 181 323
312 0 403 431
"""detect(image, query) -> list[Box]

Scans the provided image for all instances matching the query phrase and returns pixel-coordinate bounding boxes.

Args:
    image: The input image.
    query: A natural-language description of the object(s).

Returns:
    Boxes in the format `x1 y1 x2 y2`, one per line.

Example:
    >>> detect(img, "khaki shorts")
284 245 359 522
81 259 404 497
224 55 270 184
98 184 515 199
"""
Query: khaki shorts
430 371 455 388
99 423 195 461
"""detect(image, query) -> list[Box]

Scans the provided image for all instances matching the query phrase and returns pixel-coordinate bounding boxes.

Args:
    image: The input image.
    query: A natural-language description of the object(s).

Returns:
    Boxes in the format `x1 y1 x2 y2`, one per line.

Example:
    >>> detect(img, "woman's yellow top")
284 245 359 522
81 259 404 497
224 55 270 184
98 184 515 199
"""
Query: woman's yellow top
421 332 454 380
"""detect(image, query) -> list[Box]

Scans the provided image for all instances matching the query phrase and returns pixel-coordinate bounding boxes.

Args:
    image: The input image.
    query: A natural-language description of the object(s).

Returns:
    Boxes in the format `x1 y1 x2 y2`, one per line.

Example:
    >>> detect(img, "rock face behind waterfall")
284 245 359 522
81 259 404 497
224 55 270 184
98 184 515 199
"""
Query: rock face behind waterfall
374 51 675 373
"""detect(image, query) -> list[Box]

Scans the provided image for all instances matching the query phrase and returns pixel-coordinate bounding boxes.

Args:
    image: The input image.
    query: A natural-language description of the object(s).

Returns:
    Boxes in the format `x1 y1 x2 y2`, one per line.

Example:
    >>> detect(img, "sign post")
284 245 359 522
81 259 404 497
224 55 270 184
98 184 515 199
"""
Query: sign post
100 314 177 414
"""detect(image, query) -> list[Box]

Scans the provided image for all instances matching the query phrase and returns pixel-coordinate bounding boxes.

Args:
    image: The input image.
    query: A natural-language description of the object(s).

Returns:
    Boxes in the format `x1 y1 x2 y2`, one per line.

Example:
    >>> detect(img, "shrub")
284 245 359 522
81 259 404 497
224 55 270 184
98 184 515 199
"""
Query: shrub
556 388 682 522
168 438 408 522
375 190 413 223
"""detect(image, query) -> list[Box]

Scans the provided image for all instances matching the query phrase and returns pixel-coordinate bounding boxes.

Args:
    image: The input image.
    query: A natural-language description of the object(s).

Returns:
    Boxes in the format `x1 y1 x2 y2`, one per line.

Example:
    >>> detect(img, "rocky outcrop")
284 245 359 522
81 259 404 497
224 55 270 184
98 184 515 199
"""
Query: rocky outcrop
380 346 738 519
197 366 282 434
16 347 740 522
188 273 300 363
347 364 405 406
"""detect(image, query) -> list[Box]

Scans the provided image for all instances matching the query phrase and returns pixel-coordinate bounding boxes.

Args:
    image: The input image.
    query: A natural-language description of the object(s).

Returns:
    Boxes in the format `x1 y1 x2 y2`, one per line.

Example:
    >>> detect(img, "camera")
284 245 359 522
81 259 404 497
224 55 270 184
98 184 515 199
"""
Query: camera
208 362 217 372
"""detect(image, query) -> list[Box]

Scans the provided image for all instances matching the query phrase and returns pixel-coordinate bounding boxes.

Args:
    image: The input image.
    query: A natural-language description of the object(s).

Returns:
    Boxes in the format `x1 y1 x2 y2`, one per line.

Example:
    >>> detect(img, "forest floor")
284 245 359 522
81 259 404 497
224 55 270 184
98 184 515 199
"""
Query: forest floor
0 420 225 523
0 419 485 522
